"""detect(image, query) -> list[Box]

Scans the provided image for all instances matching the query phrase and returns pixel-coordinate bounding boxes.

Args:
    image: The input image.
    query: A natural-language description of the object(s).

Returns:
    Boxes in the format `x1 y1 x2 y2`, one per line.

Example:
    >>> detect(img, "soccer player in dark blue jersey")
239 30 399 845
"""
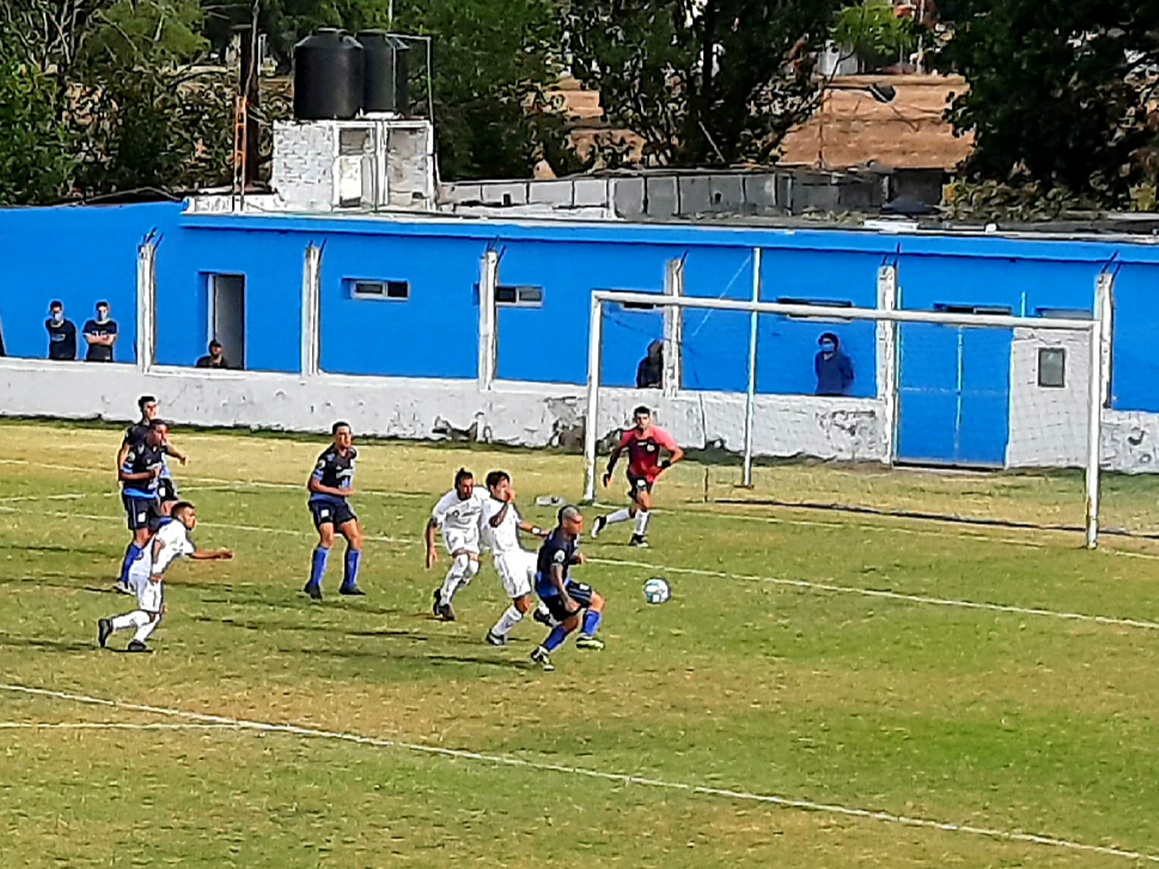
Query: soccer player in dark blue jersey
304 421 365 600
115 420 167 593
530 505 607 671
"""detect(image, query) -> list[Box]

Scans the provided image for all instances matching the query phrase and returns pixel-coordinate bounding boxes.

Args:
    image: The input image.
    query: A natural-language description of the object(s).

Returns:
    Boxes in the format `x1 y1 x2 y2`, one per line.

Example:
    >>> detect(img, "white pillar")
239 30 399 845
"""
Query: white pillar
582 296 605 504
301 243 322 376
136 240 157 372
742 248 762 487
876 264 899 465
662 257 684 396
478 249 499 390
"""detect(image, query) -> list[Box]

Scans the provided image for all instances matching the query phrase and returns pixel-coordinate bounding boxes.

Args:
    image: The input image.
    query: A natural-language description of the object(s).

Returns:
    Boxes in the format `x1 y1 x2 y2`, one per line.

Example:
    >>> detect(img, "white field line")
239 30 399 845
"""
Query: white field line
2 501 1157 633
0 721 245 731
1 684 1155 865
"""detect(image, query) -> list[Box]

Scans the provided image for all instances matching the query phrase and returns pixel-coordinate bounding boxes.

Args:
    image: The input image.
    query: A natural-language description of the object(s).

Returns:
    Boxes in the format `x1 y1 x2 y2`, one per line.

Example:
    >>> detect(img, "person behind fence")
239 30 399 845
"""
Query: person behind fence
196 339 231 369
814 332 854 396
82 301 119 362
45 300 77 361
636 339 663 388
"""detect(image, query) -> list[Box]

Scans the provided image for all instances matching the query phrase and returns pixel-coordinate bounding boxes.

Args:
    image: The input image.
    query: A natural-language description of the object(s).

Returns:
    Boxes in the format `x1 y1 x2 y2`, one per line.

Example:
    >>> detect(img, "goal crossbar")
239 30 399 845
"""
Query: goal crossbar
582 290 1108 548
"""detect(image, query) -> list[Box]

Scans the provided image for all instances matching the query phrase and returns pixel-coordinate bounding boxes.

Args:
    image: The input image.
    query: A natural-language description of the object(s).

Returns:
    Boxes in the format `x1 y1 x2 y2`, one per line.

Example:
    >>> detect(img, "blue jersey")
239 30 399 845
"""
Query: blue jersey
121 441 163 499
535 528 579 598
309 445 357 504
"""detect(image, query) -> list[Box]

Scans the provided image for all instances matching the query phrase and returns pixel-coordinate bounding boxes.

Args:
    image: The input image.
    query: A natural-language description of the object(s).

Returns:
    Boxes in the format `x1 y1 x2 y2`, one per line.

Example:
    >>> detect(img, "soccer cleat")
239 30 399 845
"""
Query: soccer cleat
438 601 456 622
126 640 151 653
530 646 555 671
485 630 507 647
303 582 323 601
532 607 553 627
97 618 113 648
591 515 607 540
339 585 366 596
628 535 649 548
432 587 443 616
575 634 605 651
113 580 133 595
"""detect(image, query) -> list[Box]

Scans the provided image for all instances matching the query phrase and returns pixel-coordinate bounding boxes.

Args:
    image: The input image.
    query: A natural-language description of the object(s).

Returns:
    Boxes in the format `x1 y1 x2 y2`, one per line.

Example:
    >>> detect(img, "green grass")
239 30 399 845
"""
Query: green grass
2 420 1159 867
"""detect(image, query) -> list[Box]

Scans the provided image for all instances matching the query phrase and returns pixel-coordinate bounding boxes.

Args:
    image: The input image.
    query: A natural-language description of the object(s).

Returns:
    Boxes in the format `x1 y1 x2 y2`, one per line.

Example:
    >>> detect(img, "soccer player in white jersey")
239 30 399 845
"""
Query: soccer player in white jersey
481 470 554 646
97 502 233 653
425 468 487 621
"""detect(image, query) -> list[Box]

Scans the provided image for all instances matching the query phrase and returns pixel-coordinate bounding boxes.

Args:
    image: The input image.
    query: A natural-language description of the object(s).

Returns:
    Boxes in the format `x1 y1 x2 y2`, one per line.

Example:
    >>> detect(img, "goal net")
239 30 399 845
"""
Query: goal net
581 275 1111 548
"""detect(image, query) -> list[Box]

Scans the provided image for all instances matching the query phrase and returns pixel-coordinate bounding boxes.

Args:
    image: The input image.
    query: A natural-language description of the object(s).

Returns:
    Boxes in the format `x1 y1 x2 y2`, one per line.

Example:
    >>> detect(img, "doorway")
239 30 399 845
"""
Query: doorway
208 274 245 369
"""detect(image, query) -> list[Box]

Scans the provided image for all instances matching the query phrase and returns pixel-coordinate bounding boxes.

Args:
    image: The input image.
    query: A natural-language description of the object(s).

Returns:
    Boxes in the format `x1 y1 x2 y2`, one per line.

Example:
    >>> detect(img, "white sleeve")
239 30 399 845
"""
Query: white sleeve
431 491 454 527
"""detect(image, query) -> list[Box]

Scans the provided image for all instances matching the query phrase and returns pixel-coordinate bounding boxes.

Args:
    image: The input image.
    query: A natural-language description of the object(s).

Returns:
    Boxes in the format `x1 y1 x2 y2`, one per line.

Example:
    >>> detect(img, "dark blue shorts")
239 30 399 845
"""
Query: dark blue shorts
122 494 158 531
627 472 654 501
158 477 179 504
309 499 357 529
542 580 595 622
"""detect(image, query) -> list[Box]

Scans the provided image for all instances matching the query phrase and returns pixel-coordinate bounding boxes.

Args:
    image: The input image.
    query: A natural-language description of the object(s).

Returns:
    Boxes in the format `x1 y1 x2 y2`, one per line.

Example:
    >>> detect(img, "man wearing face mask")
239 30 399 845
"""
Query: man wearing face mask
82 301 119 363
814 332 855 396
45 301 77 361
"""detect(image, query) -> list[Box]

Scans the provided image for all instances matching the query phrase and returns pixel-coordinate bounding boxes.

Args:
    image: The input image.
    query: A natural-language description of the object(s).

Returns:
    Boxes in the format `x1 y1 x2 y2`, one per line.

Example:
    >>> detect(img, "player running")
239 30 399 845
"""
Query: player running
304 422 365 600
591 405 684 547
530 505 607 672
114 419 168 594
98 501 232 653
481 470 554 646
426 468 486 622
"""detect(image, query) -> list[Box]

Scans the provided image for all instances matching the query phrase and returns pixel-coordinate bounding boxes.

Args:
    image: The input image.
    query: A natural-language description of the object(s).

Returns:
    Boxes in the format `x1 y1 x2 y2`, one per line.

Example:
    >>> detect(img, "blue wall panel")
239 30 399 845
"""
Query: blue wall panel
757 249 882 397
0 202 181 361
318 233 483 378
679 246 754 391
155 227 305 372
897 254 1100 314
496 240 670 385
1108 263 1159 412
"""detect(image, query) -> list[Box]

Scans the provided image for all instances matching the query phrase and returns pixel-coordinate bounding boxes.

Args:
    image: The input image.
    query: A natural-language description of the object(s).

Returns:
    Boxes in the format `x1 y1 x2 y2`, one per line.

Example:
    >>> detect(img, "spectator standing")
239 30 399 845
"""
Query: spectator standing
82 301 119 362
196 340 232 369
635 340 663 389
46 301 77 361
814 332 855 396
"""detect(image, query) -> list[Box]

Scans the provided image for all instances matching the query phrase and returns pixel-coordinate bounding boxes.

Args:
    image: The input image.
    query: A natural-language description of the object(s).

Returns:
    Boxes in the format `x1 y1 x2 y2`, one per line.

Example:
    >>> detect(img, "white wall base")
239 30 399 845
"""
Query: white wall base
0 360 887 462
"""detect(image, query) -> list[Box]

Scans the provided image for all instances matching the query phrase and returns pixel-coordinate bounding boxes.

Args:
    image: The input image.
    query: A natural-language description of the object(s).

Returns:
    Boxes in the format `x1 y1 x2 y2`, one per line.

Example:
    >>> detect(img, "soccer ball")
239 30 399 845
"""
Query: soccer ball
643 577 671 605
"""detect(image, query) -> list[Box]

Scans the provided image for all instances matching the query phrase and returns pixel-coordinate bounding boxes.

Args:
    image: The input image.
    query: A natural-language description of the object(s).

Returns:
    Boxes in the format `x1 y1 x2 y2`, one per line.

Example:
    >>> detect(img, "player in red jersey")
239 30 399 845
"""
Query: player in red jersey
591 405 684 547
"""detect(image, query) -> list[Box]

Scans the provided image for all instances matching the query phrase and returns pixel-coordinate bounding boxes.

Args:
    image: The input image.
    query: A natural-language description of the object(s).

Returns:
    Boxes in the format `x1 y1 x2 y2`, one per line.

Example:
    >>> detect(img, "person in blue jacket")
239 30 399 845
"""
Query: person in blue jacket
815 332 854 396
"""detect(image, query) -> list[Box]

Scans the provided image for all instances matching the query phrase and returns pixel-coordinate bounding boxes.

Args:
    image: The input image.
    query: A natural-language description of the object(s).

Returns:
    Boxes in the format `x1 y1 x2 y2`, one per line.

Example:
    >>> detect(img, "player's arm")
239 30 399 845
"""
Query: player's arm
549 562 577 612
602 435 631 486
307 472 353 499
119 461 160 483
190 547 233 561
425 516 440 568
165 442 188 465
657 430 685 472
518 520 547 538
148 536 166 582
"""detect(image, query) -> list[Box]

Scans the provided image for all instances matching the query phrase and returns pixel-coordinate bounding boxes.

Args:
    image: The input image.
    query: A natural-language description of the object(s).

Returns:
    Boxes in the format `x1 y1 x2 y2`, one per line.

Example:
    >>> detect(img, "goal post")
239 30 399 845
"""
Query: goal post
582 289 1110 549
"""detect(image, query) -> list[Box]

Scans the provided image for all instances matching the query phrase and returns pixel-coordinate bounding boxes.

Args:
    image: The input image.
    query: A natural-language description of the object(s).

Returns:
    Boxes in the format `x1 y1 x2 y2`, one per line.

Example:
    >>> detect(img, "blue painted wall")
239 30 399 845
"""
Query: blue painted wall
0 202 180 362
6 204 1159 463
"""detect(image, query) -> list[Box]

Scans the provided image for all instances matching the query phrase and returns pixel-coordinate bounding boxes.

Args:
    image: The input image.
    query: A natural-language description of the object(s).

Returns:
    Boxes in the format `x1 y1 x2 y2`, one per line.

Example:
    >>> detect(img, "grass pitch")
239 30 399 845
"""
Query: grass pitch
2 420 1159 867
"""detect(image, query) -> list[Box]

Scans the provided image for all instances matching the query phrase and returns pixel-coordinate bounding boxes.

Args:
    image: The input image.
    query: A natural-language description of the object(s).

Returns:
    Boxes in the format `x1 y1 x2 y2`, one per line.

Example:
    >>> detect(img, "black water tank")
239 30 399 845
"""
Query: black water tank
357 30 395 113
390 36 411 114
293 28 364 120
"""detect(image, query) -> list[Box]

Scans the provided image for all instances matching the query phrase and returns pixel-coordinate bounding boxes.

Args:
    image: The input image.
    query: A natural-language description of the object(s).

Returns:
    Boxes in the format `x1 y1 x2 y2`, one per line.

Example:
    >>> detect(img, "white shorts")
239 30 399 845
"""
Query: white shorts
444 528 480 556
493 550 536 600
136 577 164 614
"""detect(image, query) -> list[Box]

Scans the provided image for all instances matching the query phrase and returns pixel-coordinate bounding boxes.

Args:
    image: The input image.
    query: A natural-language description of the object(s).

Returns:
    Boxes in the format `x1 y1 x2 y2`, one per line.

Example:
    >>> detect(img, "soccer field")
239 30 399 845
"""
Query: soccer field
3 420 1159 868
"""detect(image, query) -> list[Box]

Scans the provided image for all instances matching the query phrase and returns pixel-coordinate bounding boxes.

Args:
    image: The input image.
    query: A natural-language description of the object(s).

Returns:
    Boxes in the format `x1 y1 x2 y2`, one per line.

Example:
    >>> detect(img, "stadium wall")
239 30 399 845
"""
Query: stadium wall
3 202 1159 469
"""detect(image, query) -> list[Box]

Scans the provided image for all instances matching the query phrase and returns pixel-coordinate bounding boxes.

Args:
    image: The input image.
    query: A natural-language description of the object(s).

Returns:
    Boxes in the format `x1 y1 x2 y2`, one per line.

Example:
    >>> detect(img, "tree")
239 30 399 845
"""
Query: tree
935 0 1159 204
561 0 842 167
832 0 917 71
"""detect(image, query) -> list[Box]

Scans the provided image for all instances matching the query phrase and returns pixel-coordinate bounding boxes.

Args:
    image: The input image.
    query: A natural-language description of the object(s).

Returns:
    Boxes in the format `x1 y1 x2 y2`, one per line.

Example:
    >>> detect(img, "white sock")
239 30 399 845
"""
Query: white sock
535 601 556 625
634 510 651 536
133 614 160 644
606 508 632 525
441 554 471 604
491 605 523 638
111 611 149 631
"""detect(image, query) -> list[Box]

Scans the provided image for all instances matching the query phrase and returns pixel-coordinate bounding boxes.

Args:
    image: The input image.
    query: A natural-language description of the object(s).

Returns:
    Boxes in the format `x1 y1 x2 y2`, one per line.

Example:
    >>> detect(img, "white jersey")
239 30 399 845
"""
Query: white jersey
126 519 195 613
482 497 525 556
431 489 486 535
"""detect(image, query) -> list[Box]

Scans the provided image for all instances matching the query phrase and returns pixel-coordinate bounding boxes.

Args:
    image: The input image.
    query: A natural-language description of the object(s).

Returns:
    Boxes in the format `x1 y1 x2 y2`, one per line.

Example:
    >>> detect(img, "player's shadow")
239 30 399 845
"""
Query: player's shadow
0 543 112 558
0 634 95 653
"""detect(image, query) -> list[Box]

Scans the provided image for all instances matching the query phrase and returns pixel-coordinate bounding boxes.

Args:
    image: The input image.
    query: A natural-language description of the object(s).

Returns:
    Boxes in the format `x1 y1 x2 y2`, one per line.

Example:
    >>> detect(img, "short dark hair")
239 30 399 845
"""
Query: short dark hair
96 300 109 308
332 421 351 434
454 467 474 486
485 470 509 489
49 300 63 310
633 405 651 417
171 501 195 518
209 339 223 350
137 395 157 413
149 418 171 430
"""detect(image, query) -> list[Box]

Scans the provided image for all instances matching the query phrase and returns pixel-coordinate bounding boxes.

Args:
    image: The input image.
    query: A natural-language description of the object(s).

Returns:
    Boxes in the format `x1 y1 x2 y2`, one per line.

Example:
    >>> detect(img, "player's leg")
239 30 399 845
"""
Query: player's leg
573 584 606 650
305 503 336 600
530 594 581 671
486 554 536 645
116 496 154 593
629 485 654 548
126 579 164 650
100 609 149 647
337 514 365 596
128 611 161 652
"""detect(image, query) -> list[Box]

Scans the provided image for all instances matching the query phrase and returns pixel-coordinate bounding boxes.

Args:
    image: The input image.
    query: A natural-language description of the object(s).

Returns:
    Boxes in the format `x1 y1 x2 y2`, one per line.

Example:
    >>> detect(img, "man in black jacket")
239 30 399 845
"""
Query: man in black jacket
46 301 77 361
